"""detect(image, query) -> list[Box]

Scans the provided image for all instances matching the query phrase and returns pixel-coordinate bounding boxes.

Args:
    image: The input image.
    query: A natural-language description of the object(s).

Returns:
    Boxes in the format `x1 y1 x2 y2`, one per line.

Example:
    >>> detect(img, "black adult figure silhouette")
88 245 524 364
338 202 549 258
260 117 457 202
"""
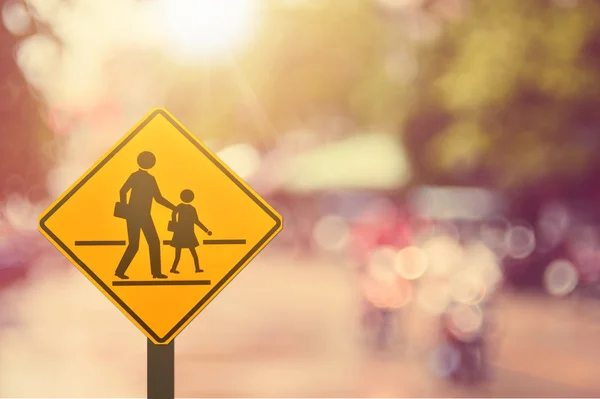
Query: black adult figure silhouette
115 151 174 280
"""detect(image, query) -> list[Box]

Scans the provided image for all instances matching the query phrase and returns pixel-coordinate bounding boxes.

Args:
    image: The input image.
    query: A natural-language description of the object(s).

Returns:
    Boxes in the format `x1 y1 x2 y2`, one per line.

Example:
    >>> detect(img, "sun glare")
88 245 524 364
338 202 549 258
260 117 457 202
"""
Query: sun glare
159 0 259 59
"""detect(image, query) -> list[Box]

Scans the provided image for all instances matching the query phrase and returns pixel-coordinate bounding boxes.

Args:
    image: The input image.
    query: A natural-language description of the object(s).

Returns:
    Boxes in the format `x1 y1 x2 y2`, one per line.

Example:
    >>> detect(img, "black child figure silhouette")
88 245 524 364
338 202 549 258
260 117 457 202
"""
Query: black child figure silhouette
169 189 212 274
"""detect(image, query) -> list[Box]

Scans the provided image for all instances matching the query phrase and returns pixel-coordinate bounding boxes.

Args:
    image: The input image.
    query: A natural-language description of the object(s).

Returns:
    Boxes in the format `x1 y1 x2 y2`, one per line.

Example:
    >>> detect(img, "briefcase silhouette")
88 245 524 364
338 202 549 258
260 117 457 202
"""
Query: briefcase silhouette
114 202 129 219
168 219 177 232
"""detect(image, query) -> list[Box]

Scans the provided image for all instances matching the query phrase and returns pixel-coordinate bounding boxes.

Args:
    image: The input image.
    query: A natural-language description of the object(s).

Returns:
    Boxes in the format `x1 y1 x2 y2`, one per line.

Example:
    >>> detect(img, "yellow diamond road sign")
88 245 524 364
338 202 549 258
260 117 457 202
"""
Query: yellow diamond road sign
39 108 283 344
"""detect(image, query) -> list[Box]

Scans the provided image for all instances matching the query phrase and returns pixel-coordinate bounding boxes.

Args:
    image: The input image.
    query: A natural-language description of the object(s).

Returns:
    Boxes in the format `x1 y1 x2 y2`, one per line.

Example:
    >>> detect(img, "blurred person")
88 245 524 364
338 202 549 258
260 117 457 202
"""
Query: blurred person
370 306 396 351
349 205 413 273
350 212 388 349
440 300 491 385
374 206 414 249
360 281 397 351
351 205 414 352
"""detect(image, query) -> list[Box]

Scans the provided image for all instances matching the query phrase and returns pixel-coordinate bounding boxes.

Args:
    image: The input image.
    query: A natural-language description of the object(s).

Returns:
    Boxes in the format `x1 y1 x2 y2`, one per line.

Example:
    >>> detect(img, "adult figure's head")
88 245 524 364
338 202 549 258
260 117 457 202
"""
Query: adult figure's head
180 189 194 203
137 151 156 170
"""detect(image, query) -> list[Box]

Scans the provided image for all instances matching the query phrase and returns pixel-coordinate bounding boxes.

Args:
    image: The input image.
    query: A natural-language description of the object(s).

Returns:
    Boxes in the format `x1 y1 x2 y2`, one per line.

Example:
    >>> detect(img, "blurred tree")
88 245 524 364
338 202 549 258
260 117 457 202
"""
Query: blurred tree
404 0 600 202
171 0 405 145
142 0 600 220
241 1 388 130
0 2 53 203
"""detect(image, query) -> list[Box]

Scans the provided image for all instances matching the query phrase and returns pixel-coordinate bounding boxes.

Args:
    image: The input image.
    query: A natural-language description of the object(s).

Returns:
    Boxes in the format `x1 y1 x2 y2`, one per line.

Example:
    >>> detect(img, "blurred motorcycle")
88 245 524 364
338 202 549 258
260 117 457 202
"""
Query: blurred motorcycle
0 231 45 328
440 302 489 385
360 273 412 352
360 301 396 351
350 207 414 352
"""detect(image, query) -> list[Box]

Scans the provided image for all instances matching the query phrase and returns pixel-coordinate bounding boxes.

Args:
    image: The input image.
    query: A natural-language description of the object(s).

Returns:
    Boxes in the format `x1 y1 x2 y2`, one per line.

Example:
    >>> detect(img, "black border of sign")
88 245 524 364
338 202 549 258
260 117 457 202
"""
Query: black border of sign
39 109 282 344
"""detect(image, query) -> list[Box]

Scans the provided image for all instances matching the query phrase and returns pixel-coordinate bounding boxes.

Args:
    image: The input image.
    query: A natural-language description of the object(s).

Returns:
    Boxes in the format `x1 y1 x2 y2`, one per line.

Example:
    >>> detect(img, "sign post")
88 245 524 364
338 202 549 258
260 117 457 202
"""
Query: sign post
38 108 282 395
147 340 174 399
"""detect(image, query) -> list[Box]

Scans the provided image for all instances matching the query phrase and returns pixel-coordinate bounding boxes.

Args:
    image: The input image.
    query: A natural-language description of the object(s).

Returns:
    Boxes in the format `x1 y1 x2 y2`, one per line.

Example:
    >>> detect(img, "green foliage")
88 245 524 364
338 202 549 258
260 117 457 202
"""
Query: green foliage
171 1 398 143
407 0 600 190
166 0 600 195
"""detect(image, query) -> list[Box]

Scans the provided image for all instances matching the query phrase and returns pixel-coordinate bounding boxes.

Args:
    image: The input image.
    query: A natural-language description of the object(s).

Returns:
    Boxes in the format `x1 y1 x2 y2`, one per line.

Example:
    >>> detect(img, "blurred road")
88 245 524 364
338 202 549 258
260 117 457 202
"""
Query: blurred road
1 249 600 397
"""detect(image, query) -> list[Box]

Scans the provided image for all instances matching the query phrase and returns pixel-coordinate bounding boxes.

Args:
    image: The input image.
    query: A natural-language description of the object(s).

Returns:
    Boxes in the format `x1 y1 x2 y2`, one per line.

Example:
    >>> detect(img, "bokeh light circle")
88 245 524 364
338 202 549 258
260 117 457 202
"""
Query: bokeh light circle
362 275 412 309
368 245 398 282
2 1 31 36
449 303 483 338
506 224 536 259
416 282 451 315
312 214 350 252
544 259 579 296
394 246 428 280
421 236 462 277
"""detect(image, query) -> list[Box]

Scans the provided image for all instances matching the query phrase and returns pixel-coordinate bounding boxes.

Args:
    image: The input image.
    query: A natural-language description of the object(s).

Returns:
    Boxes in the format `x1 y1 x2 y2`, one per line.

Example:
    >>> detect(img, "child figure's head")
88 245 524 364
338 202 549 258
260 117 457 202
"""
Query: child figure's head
180 189 194 203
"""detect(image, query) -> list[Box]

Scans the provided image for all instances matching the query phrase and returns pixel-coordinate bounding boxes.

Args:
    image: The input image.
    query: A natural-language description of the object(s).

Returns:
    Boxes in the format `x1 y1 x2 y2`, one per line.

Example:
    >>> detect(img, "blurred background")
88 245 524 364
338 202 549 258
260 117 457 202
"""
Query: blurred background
2 0 600 396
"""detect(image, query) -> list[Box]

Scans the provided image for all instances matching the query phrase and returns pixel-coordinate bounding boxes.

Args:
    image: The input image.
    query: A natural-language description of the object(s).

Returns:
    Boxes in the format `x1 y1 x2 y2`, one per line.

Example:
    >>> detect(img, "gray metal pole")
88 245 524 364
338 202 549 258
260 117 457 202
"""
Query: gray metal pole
147 339 174 399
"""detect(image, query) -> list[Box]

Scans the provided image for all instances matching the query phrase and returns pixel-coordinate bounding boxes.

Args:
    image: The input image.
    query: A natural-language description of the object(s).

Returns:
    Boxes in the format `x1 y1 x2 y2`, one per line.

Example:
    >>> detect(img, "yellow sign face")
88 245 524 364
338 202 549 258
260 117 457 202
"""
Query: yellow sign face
39 109 282 344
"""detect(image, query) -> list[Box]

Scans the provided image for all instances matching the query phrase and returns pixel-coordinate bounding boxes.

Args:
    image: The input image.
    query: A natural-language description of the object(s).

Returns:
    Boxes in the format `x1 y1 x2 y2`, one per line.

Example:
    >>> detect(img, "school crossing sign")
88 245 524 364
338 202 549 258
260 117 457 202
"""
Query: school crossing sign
39 108 283 344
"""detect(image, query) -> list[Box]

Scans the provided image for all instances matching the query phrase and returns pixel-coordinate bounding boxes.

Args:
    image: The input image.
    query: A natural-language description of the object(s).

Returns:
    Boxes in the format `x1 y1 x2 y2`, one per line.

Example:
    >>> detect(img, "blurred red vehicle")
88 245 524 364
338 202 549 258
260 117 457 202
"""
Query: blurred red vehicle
0 229 48 289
